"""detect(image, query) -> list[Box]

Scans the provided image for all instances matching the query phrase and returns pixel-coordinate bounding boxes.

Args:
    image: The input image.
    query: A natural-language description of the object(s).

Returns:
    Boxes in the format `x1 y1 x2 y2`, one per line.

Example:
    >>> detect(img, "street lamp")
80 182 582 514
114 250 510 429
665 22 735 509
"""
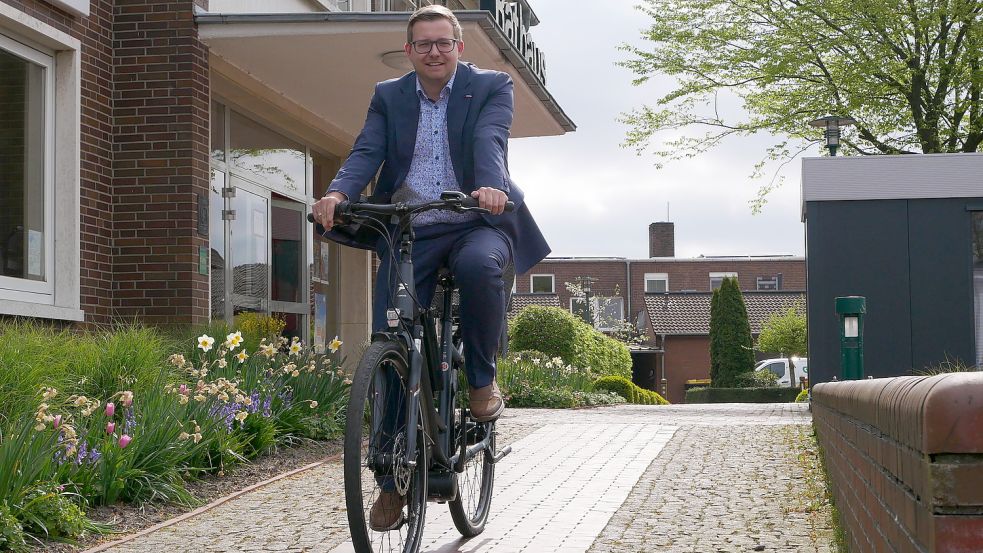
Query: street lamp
809 115 856 156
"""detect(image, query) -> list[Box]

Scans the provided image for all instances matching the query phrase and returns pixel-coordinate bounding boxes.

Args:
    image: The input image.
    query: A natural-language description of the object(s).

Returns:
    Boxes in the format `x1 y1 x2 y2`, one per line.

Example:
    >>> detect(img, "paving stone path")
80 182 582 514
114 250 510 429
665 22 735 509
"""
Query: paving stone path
89 403 834 553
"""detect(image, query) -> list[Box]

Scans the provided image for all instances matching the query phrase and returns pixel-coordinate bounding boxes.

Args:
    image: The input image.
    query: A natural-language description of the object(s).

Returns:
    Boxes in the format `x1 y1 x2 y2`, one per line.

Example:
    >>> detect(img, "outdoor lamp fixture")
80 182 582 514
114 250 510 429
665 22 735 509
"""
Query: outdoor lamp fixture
381 50 411 71
809 115 856 156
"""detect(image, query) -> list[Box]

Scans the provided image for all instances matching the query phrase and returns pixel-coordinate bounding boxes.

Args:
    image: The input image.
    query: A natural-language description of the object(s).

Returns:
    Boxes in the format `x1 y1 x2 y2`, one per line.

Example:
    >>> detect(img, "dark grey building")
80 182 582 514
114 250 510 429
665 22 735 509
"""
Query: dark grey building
802 153 983 384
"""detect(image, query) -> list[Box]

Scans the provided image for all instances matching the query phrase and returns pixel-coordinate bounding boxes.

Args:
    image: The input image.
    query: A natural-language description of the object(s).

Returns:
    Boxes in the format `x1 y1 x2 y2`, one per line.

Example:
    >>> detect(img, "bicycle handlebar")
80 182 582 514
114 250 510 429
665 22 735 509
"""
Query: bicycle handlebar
306 191 515 225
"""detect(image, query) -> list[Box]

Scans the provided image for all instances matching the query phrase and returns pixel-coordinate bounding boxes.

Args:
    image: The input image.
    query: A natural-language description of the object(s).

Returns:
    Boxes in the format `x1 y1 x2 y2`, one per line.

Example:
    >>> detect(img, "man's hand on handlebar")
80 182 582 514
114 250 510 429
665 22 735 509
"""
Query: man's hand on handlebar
470 187 508 216
312 191 347 230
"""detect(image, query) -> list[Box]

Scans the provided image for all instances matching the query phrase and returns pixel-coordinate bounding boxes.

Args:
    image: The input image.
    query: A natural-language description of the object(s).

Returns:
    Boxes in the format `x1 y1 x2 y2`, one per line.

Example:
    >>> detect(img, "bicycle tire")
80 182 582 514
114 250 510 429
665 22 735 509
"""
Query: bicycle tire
344 340 428 553
447 415 496 536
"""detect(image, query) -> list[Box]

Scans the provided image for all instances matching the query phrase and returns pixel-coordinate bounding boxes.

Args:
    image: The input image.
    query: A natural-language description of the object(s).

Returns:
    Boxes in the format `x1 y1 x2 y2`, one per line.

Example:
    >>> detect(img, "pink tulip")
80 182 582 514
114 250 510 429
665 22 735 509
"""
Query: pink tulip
179 384 188 395
53 415 62 429
105 402 115 417
106 422 115 434
118 434 131 448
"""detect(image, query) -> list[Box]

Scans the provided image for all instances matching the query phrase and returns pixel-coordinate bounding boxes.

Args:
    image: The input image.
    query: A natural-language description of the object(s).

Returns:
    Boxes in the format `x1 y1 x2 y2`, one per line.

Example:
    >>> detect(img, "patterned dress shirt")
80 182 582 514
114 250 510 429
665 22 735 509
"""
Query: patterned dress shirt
391 72 479 226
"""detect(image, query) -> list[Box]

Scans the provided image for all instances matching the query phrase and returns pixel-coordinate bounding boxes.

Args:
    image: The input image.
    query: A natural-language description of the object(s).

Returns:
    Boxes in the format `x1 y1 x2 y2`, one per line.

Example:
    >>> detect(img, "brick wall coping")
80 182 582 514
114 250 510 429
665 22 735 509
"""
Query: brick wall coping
813 373 983 455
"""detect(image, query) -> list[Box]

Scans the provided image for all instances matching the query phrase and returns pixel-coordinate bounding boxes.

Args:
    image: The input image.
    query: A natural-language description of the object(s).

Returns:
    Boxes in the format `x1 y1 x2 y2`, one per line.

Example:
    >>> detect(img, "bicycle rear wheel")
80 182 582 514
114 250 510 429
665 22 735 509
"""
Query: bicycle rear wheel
344 340 428 553
448 415 496 537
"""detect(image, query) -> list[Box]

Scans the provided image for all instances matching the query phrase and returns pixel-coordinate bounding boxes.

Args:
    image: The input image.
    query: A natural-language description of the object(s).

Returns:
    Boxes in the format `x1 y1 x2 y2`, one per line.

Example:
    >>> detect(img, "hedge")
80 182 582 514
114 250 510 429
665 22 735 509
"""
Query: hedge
684 387 802 403
593 376 669 405
509 306 632 378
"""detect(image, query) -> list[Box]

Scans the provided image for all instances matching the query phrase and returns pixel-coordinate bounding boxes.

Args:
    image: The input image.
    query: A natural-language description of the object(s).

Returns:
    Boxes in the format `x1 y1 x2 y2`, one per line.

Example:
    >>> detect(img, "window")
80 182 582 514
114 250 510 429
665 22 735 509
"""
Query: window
0 10 82 320
0 36 52 294
756 275 781 291
530 274 554 294
570 296 624 331
644 273 668 293
710 272 738 290
973 212 983 368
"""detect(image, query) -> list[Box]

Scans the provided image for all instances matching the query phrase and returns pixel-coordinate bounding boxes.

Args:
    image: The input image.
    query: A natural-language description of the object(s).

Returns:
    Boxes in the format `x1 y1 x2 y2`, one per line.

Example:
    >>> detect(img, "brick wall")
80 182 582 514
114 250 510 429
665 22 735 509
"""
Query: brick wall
812 374 983 553
661 335 710 403
111 0 210 325
2 0 210 325
517 257 806 324
2 0 116 322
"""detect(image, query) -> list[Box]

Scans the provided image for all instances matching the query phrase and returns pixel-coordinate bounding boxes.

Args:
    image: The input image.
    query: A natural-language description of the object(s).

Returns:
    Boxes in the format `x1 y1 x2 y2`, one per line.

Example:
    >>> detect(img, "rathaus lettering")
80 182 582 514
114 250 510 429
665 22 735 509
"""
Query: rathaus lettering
481 0 547 86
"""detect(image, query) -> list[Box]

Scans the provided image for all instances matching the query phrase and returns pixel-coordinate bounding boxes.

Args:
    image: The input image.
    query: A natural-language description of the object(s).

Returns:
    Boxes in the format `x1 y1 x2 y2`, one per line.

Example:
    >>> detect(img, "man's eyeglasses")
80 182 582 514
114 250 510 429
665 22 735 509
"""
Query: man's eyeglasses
410 39 459 54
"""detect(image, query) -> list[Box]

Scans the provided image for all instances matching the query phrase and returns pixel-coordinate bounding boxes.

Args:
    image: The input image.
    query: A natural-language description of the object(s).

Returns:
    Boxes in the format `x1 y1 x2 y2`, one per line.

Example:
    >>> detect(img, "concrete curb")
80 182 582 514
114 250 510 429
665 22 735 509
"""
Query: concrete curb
82 452 343 553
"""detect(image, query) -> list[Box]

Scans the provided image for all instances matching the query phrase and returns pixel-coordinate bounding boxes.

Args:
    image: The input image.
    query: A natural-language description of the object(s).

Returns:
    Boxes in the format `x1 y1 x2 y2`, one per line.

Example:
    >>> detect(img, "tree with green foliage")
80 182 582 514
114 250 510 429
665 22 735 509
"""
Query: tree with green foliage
709 278 755 387
620 0 983 210
757 306 808 357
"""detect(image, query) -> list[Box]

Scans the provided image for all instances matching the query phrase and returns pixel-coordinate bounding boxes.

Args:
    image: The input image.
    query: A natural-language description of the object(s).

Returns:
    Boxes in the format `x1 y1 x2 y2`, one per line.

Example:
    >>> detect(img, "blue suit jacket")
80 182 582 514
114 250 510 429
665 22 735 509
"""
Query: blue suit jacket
321 62 550 274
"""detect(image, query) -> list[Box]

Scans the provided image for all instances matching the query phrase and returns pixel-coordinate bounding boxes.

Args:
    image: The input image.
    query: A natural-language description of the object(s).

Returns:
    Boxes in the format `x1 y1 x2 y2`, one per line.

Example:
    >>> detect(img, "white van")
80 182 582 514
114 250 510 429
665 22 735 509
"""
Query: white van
754 357 808 388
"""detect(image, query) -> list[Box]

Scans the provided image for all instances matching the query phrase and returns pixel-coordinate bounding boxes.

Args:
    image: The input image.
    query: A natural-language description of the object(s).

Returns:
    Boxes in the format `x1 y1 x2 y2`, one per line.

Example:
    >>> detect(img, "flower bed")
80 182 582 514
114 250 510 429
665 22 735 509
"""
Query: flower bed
497 350 625 408
0 321 349 550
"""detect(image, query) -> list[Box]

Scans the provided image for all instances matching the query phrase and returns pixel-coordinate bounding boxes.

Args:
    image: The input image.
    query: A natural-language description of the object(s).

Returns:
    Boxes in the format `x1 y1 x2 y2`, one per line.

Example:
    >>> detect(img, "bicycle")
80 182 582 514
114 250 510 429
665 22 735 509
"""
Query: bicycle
310 191 514 553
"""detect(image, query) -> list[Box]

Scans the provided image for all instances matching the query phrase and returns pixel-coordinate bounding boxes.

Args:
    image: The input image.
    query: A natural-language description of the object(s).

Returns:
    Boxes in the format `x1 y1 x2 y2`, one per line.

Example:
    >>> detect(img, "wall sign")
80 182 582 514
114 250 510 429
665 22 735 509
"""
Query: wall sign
45 0 89 17
481 0 547 85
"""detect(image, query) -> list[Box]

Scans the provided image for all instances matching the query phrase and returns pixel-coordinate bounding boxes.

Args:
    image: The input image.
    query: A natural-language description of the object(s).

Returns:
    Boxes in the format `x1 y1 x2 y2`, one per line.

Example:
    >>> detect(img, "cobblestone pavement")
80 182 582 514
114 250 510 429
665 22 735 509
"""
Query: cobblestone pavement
89 403 832 553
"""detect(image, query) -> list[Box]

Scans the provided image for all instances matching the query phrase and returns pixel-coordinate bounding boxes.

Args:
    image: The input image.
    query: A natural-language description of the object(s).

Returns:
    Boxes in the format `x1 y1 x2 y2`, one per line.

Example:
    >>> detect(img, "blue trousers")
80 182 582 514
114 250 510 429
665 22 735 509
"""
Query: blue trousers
372 220 512 389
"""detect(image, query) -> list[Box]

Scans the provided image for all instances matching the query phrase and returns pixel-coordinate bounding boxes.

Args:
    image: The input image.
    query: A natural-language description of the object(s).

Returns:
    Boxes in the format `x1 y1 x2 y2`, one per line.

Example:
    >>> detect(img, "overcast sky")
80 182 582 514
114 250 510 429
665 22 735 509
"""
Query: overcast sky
506 0 810 259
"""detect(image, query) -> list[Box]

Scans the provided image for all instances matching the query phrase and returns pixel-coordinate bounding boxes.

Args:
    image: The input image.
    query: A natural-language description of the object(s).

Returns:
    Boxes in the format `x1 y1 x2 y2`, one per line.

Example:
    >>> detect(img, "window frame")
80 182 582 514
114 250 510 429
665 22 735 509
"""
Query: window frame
644 272 668 293
709 271 738 290
529 273 554 294
0 32 56 299
0 6 82 321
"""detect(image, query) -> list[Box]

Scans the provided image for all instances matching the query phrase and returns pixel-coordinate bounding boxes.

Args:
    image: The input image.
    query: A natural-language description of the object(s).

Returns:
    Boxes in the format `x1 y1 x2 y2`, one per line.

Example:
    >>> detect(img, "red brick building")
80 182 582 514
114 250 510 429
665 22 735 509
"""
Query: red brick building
0 0 572 357
512 222 806 403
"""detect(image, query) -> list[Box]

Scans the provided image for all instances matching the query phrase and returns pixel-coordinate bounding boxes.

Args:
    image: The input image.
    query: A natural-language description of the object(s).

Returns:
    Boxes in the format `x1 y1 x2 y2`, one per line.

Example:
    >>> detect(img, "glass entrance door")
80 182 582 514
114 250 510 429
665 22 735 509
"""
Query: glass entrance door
230 178 269 317
270 199 309 340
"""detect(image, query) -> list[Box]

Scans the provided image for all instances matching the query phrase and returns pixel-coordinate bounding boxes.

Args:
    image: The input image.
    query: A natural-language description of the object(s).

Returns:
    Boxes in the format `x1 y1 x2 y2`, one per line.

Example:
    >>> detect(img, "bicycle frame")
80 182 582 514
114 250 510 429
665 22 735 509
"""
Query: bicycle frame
373 226 508 485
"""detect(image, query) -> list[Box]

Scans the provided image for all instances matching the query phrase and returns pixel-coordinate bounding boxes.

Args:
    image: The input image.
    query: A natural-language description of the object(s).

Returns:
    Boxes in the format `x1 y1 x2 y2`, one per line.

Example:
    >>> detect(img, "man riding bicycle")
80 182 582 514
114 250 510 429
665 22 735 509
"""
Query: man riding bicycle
311 5 550 531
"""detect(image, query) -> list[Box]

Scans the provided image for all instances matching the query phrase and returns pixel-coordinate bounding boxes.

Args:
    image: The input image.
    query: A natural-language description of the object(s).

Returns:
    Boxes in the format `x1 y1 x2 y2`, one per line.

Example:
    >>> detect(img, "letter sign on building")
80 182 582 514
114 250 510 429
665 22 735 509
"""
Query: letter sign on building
481 0 547 85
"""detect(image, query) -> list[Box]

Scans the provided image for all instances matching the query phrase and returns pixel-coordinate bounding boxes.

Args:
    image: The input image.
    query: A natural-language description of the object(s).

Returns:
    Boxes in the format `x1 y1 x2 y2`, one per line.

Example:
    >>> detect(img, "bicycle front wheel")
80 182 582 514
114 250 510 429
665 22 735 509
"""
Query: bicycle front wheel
344 340 428 553
448 416 496 537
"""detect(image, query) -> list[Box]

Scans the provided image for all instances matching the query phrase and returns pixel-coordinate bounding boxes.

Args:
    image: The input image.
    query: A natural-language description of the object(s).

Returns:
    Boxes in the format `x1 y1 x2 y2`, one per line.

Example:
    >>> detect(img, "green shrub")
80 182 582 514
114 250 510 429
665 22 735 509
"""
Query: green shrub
0 503 26 552
709 278 755 387
685 387 801 403
733 370 779 388
593 376 669 405
573 391 627 406
795 388 810 402
505 383 578 408
18 484 90 541
509 306 631 378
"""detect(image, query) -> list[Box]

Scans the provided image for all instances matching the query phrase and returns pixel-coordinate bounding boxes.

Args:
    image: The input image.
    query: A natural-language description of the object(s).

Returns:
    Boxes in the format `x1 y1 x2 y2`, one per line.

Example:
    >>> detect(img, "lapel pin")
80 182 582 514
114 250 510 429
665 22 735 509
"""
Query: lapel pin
464 94 473 99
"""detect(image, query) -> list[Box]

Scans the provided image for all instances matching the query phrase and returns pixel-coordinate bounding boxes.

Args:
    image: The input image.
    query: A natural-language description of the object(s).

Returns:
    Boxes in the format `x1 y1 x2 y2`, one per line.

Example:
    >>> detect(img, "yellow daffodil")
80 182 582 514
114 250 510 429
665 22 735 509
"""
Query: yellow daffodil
178 432 190 441
291 370 300 377
289 341 302 355
234 411 248 422
225 331 243 350
41 387 58 400
193 394 206 402
236 350 248 363
309 400 318 409
169 353 186 367
197 334 215 352
328 336 343 353
192 433 202 443
343 378 352 385
217 358 227 368
259 343 276 357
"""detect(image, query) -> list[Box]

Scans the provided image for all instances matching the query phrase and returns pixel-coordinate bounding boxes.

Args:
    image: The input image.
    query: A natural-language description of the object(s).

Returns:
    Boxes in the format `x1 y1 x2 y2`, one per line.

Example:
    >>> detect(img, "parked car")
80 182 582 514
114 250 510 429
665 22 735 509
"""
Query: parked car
753 357 808 388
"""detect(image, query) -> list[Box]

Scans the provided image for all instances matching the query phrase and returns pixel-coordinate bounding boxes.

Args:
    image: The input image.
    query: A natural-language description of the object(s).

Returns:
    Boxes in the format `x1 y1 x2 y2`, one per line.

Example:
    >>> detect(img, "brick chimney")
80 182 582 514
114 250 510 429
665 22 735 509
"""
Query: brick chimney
649 222 675 257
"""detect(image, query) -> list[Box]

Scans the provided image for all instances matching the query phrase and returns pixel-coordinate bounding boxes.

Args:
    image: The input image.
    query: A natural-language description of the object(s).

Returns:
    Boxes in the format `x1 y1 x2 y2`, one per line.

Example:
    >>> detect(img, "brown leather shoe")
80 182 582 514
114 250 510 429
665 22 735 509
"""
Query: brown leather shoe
469 381 505 422
369 490 405 531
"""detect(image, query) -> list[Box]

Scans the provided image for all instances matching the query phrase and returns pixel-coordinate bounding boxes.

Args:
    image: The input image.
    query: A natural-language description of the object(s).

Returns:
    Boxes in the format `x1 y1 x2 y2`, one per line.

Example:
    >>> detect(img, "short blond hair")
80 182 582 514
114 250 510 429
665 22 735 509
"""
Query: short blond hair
407 5 462 43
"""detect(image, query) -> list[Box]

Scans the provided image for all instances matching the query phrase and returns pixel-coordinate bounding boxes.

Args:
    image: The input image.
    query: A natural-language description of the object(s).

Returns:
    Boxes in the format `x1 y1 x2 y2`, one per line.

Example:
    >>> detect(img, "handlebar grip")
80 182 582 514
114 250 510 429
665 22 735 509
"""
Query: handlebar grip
460 197 515 212
308 201 352 225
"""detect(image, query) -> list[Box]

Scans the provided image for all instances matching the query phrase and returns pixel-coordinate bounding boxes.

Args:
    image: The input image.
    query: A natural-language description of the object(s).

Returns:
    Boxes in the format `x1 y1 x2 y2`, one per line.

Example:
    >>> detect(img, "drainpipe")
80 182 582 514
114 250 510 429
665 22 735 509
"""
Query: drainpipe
625 259 632 324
